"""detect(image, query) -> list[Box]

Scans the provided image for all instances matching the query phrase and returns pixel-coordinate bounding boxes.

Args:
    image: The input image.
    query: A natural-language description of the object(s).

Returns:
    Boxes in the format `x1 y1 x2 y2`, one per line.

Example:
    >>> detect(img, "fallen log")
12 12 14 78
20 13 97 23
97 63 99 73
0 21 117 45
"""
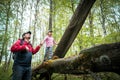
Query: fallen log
32 42 120 79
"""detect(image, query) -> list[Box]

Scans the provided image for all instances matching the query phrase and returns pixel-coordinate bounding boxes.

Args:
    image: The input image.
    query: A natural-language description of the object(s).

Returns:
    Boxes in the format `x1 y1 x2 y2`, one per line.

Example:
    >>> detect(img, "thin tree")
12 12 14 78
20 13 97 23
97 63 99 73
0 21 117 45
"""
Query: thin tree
32 0 40 46
19 0 24 38
7 2 20 67
0 0 11 64
29 0 33 31
88 10 95 45
49 0 53 30
100 0 107 36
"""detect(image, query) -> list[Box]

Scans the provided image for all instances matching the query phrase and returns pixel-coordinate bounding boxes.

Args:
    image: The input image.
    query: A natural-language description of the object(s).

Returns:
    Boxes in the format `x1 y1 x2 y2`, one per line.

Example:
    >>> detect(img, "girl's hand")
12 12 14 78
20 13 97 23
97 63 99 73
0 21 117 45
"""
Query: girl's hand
39 43 43 46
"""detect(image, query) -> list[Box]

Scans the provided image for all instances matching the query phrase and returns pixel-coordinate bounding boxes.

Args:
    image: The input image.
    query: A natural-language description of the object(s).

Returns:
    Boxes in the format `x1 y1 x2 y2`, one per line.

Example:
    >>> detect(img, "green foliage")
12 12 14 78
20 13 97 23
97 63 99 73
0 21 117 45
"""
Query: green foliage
104 32 120 43
0 64 12 80
0 0 13 25
0 0 120 79
65 0 120 57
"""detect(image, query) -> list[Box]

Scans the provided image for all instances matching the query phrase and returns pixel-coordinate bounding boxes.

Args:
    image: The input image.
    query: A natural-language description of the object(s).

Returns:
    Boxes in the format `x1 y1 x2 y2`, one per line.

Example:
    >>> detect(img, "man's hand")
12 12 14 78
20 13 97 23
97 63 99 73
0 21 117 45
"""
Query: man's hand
39 43 43 47
25 46 29 51
39 42 43 47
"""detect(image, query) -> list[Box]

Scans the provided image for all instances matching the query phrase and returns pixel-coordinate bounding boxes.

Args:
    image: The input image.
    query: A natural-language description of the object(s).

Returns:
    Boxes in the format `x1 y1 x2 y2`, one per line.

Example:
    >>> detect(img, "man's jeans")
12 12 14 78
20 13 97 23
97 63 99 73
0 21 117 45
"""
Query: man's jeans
12 65 31 80
44 47 53 61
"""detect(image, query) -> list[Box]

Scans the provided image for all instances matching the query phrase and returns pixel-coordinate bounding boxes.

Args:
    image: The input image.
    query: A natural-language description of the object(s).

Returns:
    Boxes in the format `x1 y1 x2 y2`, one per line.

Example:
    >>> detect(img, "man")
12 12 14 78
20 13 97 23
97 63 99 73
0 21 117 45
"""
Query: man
11 31 42 80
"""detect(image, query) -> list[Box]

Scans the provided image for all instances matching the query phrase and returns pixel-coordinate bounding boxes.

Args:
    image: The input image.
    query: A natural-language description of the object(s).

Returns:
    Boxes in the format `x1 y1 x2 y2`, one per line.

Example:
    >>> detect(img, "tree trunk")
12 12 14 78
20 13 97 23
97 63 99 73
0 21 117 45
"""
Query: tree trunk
3 40 9 70
32 0 40 46
100 0 107 36
53 0 96 58
0 0 11 64
88 10 94 38
49 0 53 30
88 10 95 45
29 0 33 31
7 7 19 67
32 42 120 78
19 0 24 38
112 10 120 32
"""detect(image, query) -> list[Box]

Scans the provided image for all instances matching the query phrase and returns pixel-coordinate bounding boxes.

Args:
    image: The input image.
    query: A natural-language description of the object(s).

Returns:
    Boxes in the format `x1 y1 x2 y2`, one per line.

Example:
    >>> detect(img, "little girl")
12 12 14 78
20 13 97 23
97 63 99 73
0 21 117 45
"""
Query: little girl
41 30 57 61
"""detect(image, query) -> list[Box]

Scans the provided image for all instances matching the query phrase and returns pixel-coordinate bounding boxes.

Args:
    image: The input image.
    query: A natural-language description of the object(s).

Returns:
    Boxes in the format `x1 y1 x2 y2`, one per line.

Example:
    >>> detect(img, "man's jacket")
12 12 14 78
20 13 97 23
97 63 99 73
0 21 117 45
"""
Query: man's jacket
11 39 40 66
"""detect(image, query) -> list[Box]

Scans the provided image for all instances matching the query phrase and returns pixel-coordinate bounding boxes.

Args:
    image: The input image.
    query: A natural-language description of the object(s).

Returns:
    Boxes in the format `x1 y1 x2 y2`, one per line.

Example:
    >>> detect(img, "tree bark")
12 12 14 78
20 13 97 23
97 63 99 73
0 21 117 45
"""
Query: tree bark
29 0 33 31
0 0 11 64
19 0 24 38
53 0 96 58
88 10 94 38
49 0 53 30
88 10 95 46
32 0 40 46
32 42 120 78
7 5 19 67
100 0 107 36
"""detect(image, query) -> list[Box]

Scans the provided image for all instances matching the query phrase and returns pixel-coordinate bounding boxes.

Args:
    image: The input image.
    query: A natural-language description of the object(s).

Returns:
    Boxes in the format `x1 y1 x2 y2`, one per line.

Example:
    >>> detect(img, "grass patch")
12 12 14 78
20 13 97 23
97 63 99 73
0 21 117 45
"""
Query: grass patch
0 64 12 80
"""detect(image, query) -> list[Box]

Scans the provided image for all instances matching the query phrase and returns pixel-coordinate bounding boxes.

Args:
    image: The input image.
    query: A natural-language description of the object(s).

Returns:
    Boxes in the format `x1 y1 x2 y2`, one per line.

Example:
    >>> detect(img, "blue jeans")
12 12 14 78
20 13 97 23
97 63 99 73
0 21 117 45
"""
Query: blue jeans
12 65 31 80
44 47 53 61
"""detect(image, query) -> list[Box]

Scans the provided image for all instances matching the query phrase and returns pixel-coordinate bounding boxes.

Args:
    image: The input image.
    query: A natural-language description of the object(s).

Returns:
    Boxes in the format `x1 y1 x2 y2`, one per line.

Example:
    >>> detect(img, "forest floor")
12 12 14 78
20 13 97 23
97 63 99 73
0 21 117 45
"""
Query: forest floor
0 63 120 80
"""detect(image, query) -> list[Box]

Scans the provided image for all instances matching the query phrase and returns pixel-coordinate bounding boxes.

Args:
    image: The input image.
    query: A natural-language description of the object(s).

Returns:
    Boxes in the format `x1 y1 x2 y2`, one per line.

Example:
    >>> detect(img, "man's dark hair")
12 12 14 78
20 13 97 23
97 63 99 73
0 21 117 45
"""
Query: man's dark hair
26 31 31 34
22 31 31 38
